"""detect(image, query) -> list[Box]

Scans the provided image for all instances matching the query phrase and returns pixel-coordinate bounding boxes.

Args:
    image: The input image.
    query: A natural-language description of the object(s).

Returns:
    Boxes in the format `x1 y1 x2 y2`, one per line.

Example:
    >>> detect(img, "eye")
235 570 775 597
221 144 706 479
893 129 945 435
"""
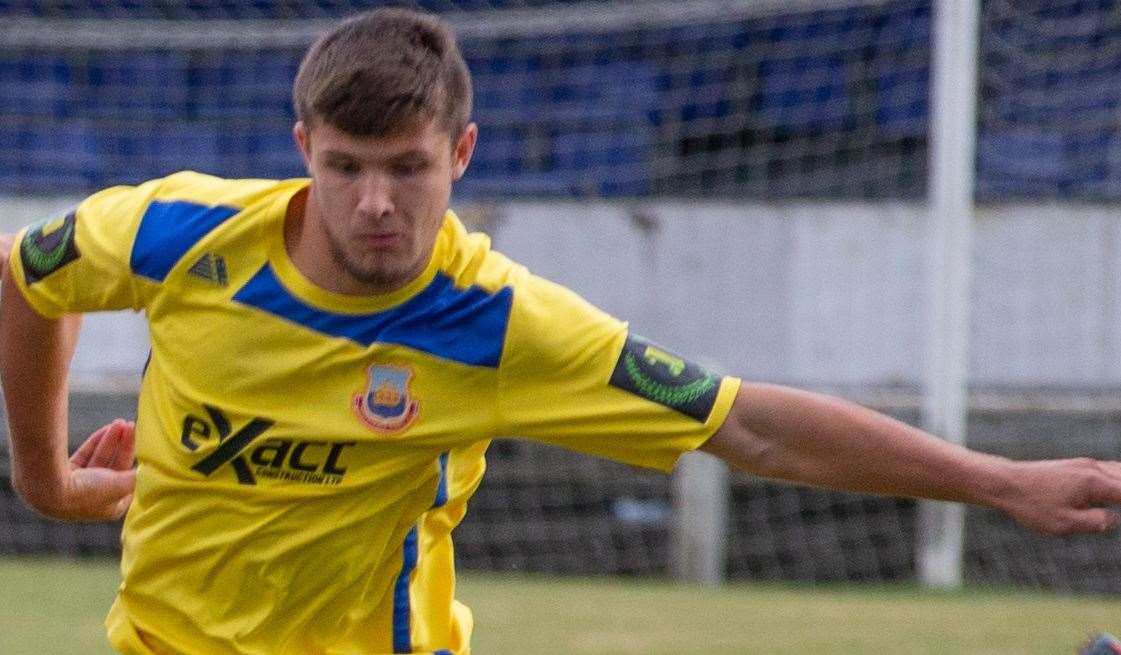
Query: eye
328 159 361 176
391 160 429 177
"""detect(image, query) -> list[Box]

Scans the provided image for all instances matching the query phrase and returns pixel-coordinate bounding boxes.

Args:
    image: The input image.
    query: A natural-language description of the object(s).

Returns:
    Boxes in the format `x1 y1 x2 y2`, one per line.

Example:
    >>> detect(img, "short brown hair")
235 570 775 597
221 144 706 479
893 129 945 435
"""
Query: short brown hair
293 8 473 140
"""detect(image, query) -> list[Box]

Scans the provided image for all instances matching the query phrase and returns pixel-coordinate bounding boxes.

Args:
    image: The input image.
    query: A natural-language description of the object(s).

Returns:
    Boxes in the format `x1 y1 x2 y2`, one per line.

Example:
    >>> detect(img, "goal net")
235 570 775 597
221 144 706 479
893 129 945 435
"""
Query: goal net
2 0 1120 594
0 0 933 199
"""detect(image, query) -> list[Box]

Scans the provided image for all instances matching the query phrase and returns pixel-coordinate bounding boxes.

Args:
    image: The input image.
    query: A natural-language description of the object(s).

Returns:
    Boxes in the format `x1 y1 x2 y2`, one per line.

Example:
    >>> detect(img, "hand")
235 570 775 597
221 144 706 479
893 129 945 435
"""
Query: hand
999 458 1121 535
0 233 13 274
58 419 136 521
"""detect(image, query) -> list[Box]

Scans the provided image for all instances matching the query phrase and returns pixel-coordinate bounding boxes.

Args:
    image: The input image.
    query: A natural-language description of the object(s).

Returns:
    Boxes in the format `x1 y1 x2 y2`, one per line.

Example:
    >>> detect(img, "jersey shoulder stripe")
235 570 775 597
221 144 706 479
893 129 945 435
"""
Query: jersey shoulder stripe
130 199 240 282
232 264 513 366
128 172 297 283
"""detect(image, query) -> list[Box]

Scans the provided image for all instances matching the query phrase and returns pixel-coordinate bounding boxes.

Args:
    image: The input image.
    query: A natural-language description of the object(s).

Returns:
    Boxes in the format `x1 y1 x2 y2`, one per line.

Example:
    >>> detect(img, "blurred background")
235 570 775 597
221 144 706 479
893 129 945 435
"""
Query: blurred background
1 0 1120 651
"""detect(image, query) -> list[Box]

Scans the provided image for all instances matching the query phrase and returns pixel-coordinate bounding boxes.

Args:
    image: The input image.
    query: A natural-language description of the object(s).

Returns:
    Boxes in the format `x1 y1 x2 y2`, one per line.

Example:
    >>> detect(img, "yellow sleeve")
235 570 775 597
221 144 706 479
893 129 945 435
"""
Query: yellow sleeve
496 271 740 472
10 179 163 318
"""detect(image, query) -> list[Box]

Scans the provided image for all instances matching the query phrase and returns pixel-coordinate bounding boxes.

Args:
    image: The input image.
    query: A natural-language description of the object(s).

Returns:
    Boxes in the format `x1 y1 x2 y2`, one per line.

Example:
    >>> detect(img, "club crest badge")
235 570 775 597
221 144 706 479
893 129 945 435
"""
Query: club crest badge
353 364 420 433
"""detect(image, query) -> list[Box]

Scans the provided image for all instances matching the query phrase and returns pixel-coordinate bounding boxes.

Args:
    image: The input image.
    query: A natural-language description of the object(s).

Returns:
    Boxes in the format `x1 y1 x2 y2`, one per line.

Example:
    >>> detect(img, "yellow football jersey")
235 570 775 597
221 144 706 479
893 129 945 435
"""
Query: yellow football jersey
9 171 740 655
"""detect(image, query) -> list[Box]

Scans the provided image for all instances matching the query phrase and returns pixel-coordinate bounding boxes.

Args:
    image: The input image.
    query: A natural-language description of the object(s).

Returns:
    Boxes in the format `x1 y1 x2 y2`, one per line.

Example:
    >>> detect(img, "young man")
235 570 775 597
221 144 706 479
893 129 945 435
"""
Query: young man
2 8 1120 655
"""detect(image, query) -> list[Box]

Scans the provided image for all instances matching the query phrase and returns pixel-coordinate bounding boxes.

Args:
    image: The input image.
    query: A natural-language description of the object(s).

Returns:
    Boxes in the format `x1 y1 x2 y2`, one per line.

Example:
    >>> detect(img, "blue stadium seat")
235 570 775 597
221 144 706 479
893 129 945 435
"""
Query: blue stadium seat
468 49 548 141
96 123 223 185
754 5 930 134
464 125 524 177
0 1 606 19
191 53 301 120
976 128 1073 197
461 123 580 197
545 60 659 195
0 120 100 192
472 60 659 197
85 52 190 119
988 63 1121 128
869 1 931 50
547 60 659 122
97 0 160 18
756 54 850 131
869 5 930 136
873 68 928 137
0 53 73 118
661 20 747 132
217 125 304 181
552 128 653 197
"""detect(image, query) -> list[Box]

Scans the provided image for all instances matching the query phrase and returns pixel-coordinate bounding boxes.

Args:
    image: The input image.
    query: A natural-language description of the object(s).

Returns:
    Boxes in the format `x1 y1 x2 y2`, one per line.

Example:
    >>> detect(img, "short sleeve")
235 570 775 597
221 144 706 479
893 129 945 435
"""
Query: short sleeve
496 272 740 472
9 179 162 318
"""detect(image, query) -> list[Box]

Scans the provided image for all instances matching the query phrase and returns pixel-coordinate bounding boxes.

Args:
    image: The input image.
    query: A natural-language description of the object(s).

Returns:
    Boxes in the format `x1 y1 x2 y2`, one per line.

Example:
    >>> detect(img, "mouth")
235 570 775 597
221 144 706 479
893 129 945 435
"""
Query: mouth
354 233 401 250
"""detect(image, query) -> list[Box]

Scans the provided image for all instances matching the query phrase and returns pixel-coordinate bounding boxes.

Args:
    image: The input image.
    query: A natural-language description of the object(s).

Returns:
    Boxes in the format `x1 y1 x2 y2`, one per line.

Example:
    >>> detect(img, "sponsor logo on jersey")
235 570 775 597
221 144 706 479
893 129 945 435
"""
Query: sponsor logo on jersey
608 334 721 422
181 404 354 486
187 253 229 286
21 210 80 284
353 364 420 433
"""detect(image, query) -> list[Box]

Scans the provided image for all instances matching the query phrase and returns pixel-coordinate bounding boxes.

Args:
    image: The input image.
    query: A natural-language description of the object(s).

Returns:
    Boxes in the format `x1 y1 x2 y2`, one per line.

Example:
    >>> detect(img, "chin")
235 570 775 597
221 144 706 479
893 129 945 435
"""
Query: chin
345 263 409 289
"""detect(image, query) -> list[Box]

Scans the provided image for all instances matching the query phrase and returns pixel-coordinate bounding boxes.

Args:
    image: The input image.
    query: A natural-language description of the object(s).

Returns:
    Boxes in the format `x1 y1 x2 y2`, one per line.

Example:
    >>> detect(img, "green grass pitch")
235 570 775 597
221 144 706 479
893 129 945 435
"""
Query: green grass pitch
0 558 1117 654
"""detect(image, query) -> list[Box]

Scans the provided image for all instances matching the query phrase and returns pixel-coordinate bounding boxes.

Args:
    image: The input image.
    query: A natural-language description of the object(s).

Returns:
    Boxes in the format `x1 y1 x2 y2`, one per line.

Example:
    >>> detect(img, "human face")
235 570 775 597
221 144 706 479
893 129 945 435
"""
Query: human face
293 119 477 295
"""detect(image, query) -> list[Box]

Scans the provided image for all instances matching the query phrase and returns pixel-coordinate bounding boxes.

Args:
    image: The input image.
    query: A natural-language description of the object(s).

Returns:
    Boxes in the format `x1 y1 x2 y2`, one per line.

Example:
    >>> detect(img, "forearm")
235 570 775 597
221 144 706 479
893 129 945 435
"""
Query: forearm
0 270 80 514
702 383 1014 509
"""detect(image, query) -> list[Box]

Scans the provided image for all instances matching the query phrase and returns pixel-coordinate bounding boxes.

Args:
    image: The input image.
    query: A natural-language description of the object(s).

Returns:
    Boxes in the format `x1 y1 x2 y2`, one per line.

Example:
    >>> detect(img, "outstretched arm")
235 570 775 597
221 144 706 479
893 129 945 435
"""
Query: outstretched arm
700 383 1121 536
0 244 134 520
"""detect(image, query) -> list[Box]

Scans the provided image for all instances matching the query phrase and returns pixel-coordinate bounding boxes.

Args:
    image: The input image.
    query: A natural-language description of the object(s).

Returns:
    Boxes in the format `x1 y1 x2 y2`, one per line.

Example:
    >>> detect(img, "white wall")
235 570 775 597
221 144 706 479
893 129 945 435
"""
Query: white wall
5 198 1120 389
2 197 148 391
495 201 1121 387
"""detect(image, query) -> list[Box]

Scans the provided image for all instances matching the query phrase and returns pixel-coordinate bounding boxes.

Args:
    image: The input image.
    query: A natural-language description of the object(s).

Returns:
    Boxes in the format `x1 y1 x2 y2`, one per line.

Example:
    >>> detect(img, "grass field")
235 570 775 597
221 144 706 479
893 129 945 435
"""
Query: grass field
0 558 1117 654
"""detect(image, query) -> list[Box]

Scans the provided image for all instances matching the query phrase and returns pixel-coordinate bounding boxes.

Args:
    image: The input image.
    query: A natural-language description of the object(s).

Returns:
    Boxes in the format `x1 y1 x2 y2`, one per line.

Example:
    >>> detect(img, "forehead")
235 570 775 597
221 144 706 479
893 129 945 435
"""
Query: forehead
311 120 452 159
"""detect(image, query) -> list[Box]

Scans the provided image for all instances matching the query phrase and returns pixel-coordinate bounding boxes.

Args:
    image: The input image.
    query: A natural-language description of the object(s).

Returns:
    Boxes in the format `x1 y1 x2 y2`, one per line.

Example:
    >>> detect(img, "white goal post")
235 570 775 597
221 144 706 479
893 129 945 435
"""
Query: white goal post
916 0 980 589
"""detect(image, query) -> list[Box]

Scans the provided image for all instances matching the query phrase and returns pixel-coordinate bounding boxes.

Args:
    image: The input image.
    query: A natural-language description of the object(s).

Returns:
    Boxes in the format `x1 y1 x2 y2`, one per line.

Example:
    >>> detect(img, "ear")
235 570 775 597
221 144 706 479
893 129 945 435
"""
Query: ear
451 122 478 181
293 122 312 172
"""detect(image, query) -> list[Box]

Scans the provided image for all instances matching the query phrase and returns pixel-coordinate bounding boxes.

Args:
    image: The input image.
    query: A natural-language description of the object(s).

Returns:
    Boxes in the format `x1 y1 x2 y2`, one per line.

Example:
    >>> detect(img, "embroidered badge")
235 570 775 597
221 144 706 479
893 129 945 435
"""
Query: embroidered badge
21 210 80 284
608 334 721 422
353 364 420 433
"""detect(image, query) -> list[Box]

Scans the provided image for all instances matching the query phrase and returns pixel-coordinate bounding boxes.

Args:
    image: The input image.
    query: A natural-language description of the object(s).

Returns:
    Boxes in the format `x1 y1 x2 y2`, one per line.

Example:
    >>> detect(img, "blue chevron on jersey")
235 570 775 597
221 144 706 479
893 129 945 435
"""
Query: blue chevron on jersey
232 264 513 367
131 200 240 282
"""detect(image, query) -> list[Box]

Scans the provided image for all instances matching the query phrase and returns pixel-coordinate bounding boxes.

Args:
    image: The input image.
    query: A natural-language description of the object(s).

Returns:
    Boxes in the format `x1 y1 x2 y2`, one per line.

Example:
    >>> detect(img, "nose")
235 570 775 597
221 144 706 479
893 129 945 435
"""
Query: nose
355 172 394 219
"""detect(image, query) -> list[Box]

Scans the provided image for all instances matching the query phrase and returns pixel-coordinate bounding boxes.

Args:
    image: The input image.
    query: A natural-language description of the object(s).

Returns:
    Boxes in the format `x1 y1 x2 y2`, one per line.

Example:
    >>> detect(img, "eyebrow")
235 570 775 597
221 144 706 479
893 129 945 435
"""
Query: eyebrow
322 149 430 163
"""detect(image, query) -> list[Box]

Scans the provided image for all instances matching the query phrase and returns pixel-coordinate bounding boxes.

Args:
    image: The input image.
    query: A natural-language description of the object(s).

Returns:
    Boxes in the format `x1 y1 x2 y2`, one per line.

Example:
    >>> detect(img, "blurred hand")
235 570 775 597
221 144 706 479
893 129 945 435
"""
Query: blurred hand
1000 458 1121 535
0 233 13 274
53 419 136 521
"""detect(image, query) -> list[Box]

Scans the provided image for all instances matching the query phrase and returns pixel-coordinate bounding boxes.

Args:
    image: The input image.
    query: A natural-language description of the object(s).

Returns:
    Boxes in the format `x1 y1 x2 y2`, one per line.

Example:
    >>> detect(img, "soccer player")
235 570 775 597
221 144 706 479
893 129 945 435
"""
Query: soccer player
2 8 1120 655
